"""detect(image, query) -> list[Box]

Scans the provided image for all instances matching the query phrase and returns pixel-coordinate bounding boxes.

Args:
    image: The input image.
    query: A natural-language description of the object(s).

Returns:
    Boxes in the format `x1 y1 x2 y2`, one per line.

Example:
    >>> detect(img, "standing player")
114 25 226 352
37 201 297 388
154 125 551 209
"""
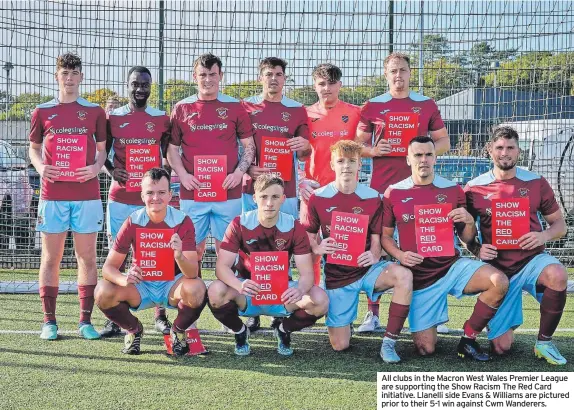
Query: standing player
465 126 568 365
241 57 310 332
168 53 255 277
96 168 206 356
355 52 451 332
303 140 413 363
382 136 509 361
208 174 328 356
99 66 173 338
29 53 107 341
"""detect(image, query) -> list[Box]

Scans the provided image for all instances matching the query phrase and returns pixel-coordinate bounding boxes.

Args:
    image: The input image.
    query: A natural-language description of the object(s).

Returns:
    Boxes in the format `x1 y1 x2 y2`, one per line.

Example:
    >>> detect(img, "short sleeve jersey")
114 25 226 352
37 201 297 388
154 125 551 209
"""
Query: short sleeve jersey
464 168 560 278
108 105 171 205
169 93 254 200
382 176 466 291
220 210 312 279
113 206 196 276
358 91 445 194
28 97 107 201
302 182 383 290
241 96 309 198
305 100 361 187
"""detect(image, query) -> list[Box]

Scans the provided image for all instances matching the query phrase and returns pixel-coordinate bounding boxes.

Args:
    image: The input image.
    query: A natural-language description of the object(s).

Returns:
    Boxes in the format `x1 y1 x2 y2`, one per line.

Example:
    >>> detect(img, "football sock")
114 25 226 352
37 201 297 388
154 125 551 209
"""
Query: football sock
208 300 244 333
538 288 566 341
154 306 167 319
40 286 58 323
313 258 321 286
78 284 96 324
282 309 321 332
173 299 207 332
368 297 380 317
463 298 497 339
383 302 410 340
100 302 141 334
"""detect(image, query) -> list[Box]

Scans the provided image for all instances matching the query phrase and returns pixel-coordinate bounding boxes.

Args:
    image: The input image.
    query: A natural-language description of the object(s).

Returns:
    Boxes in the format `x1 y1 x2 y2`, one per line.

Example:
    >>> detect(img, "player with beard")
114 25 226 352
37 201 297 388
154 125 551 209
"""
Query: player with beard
168 53 256 283
382 136 509 361
465 126 569 365
355 52 451 333
96 168 206 356
303 140 413 363
208 174 328 356
99 66 173 338
29 53 107 341
240 57 310 332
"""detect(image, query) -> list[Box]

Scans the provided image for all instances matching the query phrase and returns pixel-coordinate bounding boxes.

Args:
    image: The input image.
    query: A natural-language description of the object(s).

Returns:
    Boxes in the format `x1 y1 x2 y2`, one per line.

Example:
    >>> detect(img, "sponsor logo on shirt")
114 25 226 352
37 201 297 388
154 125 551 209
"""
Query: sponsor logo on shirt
146 122 156 133
119 122 130 128
252 123 289 133
411 107 422 114
311 130 347 138
281 112 291 122
189 123 228 132
325 225 331 234
216 107 228 119
519 188 529 197
77 110 87 120
352 206 363 214
436 194 447 204
325 206 337 212
275 238 287 251
402 213 414 223
486 208 492 216
48 114 58 120
342 115 349 123
401 197 414 203
47 126 88 135
119 138 156 145
246 239 257 245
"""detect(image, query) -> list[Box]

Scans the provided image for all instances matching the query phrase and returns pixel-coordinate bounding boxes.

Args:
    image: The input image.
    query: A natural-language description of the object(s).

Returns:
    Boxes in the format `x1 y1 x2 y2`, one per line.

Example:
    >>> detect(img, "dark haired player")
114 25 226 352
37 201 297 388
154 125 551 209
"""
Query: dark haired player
29 53 107 341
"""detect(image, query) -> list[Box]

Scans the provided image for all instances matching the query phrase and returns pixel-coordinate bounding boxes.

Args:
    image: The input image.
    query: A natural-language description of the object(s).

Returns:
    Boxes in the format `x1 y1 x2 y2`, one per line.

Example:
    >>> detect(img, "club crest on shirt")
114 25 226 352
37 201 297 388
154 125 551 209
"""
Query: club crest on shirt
146 122 155 133
486 208 492 216
216 107 228 119
436 194 447 204
77 110 87 120
352 207 363 214
411 107 422 114
342 115 349 123
519 188 529 197
281 112 291 122
275 238 287 251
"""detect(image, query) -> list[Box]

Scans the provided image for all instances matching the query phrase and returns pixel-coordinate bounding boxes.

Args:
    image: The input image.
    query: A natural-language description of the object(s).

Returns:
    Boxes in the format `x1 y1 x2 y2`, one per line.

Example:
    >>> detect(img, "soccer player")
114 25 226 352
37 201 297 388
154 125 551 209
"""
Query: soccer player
303 140 413 363
207 174 328 357
167 53 256 278
29 53 107 341
355 52 451 332
95 168 206 356
382 136 509 361
465 126 569 365
99 66 173 338
240 57 310 332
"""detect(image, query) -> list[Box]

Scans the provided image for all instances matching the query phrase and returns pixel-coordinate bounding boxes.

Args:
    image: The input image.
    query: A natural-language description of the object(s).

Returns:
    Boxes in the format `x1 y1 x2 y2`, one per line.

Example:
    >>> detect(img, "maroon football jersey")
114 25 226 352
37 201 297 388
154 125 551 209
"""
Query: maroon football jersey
357 91 445 195
383 175 466 290
220 211 311 279
241 95 309 199
303 182 383 290
108 105 170 205
465 168 560 278
169 93 254 200
29 97 107 201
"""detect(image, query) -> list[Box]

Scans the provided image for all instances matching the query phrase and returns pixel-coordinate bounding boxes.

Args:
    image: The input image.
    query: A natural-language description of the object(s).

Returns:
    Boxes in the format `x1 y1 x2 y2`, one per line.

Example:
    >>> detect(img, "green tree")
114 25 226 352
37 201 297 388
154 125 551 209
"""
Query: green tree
82 88 122 108
149 80 197 114
410 34 451 63
0 93 52 120
286 86 318 106
411 59 470 101
223 81 261 100
454 42 518 85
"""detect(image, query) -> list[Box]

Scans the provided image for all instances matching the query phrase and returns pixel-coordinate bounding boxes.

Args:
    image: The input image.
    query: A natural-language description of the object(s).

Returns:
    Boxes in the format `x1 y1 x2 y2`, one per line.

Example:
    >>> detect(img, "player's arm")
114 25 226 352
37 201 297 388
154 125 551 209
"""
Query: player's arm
519 210 567 250
429 127 450 156
223 136 256 190
356 129 391 158
102 250 142 286
169 230 198 278
166 143 200 191
287 115 311 160
104 120 114 174
160 131 172 174
307 231 337 257
29 142 58 183
216 248 260 297
292 252 314 295
382 226 424 268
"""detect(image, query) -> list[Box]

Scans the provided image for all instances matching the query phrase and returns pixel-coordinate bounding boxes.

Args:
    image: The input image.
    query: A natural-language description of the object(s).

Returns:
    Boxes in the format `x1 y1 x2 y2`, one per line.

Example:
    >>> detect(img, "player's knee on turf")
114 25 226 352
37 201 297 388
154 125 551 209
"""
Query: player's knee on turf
180 278 207 308
491 331 514 355
95 280 118 309
308 287 329 317
413 333 436 356
541 264 568 291
207 279 233 308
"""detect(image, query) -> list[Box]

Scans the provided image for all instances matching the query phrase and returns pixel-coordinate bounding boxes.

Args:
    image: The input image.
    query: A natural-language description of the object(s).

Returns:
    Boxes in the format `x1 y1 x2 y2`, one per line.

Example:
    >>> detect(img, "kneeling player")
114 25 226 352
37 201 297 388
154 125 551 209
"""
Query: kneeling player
465 126 569 365
382 136 509 361
208 174 328 356
303 140 413 363
96 168 207 355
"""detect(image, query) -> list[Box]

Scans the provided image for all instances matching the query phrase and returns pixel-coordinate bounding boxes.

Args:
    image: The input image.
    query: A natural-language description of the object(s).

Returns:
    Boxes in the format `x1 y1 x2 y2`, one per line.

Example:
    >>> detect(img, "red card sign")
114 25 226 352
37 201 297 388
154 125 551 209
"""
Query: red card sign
194 155 227 202
414 204 455 257
135 228 174 281
185 328 208 356
260 136 293 181
125 144 160 192
327 211 369 267
491 198 530 249
383 112 419 157
53 134 87 181
251 251 289 305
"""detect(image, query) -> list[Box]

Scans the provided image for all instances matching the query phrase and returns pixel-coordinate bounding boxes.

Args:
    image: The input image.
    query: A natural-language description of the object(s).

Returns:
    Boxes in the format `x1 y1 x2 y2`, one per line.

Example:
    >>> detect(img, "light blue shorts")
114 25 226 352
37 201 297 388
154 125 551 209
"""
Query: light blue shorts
325 260 391 327
36 199 103 234
239 280 298 317
132 273 183 312
241 194 299 219
409 258 485 333
106 200 143 246
180 198 242 243
487 253 561 340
